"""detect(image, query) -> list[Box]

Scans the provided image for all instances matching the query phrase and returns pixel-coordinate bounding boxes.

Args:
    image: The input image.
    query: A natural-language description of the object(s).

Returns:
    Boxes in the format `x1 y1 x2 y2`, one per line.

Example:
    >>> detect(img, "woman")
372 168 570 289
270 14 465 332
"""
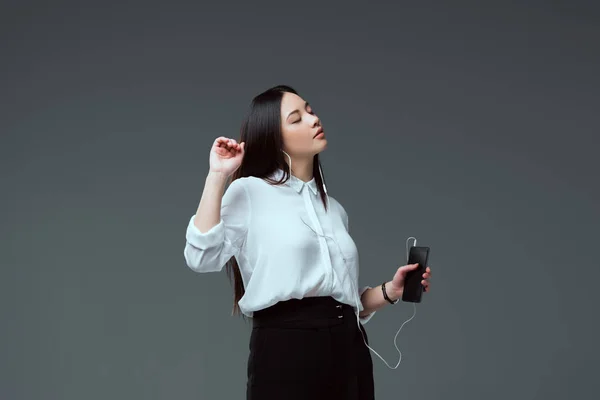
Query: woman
183 85 432 399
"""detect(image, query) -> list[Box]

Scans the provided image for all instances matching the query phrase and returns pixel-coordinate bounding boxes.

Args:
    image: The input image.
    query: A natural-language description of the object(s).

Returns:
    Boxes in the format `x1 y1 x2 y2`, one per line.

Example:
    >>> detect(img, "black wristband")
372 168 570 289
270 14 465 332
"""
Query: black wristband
382 282 399 305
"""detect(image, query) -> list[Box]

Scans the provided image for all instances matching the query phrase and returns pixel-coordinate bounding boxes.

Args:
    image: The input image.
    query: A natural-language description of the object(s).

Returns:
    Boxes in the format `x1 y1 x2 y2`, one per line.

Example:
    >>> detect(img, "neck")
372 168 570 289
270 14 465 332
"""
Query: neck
287 155 314 182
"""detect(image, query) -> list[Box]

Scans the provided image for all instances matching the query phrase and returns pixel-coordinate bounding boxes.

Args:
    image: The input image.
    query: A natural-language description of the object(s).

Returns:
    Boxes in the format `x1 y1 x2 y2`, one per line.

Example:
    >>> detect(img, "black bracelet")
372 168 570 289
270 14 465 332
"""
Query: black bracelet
381 282 399 305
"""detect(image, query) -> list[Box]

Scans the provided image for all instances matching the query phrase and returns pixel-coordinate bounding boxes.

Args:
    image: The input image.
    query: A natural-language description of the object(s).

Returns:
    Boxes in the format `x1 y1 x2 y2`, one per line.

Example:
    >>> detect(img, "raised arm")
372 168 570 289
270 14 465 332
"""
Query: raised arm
183 137 247 272
193 170 230 234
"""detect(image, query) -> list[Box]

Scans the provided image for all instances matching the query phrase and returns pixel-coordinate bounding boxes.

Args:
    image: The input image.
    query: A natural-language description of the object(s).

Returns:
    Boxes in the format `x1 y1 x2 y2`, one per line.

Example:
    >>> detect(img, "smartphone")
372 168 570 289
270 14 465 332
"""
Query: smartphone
402 246 430 303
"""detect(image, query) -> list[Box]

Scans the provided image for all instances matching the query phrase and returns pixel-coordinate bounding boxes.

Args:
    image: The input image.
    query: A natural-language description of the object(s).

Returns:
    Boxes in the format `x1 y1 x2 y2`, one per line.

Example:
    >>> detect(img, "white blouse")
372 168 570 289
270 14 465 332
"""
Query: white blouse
183 168 375 324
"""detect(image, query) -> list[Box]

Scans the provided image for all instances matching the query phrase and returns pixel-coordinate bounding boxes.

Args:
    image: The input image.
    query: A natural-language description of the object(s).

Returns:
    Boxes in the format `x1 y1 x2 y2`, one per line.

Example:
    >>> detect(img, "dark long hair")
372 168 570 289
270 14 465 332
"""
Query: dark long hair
225 84 329 318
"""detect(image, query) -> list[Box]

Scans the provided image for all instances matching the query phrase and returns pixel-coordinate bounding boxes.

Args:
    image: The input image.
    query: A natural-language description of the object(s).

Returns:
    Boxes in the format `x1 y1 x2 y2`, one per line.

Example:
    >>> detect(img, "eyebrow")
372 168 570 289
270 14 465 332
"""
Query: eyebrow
286 101 309 120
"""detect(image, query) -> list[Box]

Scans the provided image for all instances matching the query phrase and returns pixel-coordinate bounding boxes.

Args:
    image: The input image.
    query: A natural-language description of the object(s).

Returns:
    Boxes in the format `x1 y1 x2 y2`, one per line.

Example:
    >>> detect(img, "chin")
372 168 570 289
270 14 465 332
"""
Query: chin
317 140 328 152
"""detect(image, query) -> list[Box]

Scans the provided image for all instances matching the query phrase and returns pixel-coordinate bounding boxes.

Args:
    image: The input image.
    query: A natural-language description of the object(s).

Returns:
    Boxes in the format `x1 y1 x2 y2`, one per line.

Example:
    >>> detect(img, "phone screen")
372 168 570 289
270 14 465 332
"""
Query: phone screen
402 246 429 303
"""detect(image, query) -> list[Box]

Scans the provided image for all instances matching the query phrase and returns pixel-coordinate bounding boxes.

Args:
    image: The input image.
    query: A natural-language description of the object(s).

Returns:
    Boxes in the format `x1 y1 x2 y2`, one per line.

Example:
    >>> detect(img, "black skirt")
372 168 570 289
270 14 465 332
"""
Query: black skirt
246 296 375 400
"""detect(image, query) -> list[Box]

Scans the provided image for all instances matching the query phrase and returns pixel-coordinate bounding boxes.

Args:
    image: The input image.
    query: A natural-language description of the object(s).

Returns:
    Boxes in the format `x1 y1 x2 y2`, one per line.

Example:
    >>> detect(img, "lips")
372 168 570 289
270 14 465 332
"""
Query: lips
314 127 324 138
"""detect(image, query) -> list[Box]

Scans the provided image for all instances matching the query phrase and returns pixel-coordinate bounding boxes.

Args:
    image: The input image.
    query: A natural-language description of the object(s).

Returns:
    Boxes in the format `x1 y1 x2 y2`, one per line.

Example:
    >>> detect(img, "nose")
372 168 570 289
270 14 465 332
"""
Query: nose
311 113 321 127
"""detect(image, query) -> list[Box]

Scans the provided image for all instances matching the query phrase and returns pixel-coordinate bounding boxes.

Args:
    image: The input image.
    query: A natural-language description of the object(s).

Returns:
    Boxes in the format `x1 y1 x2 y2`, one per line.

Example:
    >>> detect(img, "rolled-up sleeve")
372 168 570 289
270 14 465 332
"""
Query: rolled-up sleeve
358 285 376 324
183 178 250 272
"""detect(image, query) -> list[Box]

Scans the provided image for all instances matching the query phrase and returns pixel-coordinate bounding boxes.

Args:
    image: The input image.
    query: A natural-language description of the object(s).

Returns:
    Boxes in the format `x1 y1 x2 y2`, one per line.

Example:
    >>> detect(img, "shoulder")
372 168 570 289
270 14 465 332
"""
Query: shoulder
222 177 252 205
236 175 288 193
231 176 266 193
328 195 350 231
226 176 274 201
226 177 251 193
326 195 348 218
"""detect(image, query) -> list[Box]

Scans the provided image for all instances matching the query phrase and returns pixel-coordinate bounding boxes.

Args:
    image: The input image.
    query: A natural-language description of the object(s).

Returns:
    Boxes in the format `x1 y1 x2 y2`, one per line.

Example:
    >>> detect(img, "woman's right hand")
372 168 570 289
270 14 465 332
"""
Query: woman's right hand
209 136 245 177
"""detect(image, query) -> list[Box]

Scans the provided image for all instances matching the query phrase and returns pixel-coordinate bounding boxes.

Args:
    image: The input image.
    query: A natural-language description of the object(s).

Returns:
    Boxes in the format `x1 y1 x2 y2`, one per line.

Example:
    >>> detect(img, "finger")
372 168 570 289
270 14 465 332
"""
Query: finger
218 142 235 154
215 146 228 156
401 263 419 271
217 139 231 149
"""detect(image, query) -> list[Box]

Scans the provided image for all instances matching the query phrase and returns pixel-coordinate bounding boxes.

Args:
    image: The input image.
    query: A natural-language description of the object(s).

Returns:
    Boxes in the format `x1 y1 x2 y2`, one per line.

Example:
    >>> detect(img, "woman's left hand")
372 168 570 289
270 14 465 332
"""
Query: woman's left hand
390 263 432 298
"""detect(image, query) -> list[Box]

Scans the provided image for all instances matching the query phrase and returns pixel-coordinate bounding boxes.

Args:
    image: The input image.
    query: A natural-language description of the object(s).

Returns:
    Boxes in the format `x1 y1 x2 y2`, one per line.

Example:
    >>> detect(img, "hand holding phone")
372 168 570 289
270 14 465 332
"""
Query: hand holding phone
402 246 430 303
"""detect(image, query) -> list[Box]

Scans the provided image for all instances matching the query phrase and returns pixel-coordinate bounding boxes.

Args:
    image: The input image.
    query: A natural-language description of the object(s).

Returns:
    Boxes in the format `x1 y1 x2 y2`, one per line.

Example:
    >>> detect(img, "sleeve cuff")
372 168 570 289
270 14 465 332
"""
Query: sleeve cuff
358 285 376 324
185 215 225 249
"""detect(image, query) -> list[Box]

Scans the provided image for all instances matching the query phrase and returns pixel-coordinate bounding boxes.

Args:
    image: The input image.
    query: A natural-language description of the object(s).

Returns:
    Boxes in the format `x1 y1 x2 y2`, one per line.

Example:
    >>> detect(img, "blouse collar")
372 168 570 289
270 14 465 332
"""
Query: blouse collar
267 168 318 196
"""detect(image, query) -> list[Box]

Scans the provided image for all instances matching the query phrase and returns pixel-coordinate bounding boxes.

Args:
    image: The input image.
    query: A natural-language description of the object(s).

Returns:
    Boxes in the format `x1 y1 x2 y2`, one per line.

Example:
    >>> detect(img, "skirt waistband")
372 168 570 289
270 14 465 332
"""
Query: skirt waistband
252 296 356 328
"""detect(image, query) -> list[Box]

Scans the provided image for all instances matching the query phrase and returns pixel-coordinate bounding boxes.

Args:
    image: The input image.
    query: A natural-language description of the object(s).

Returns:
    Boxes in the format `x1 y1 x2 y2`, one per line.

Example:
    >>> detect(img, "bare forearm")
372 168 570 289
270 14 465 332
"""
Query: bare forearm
193 171 230 233
359 281 402 317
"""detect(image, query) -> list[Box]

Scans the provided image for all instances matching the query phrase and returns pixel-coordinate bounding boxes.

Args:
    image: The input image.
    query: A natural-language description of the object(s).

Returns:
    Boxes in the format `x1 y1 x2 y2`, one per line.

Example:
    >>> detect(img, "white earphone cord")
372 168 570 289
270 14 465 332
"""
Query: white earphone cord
283 150 417 369
301 217 418 369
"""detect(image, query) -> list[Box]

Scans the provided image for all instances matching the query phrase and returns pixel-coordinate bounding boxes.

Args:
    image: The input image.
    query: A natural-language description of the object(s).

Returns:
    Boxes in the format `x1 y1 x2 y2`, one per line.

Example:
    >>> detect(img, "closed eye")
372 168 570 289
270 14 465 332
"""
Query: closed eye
292 108 314 124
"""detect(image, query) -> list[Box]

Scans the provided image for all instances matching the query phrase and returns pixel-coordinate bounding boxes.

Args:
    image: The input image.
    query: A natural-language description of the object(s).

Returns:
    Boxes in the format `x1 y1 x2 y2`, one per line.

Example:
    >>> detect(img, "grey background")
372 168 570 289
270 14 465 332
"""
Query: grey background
2 0 599 399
